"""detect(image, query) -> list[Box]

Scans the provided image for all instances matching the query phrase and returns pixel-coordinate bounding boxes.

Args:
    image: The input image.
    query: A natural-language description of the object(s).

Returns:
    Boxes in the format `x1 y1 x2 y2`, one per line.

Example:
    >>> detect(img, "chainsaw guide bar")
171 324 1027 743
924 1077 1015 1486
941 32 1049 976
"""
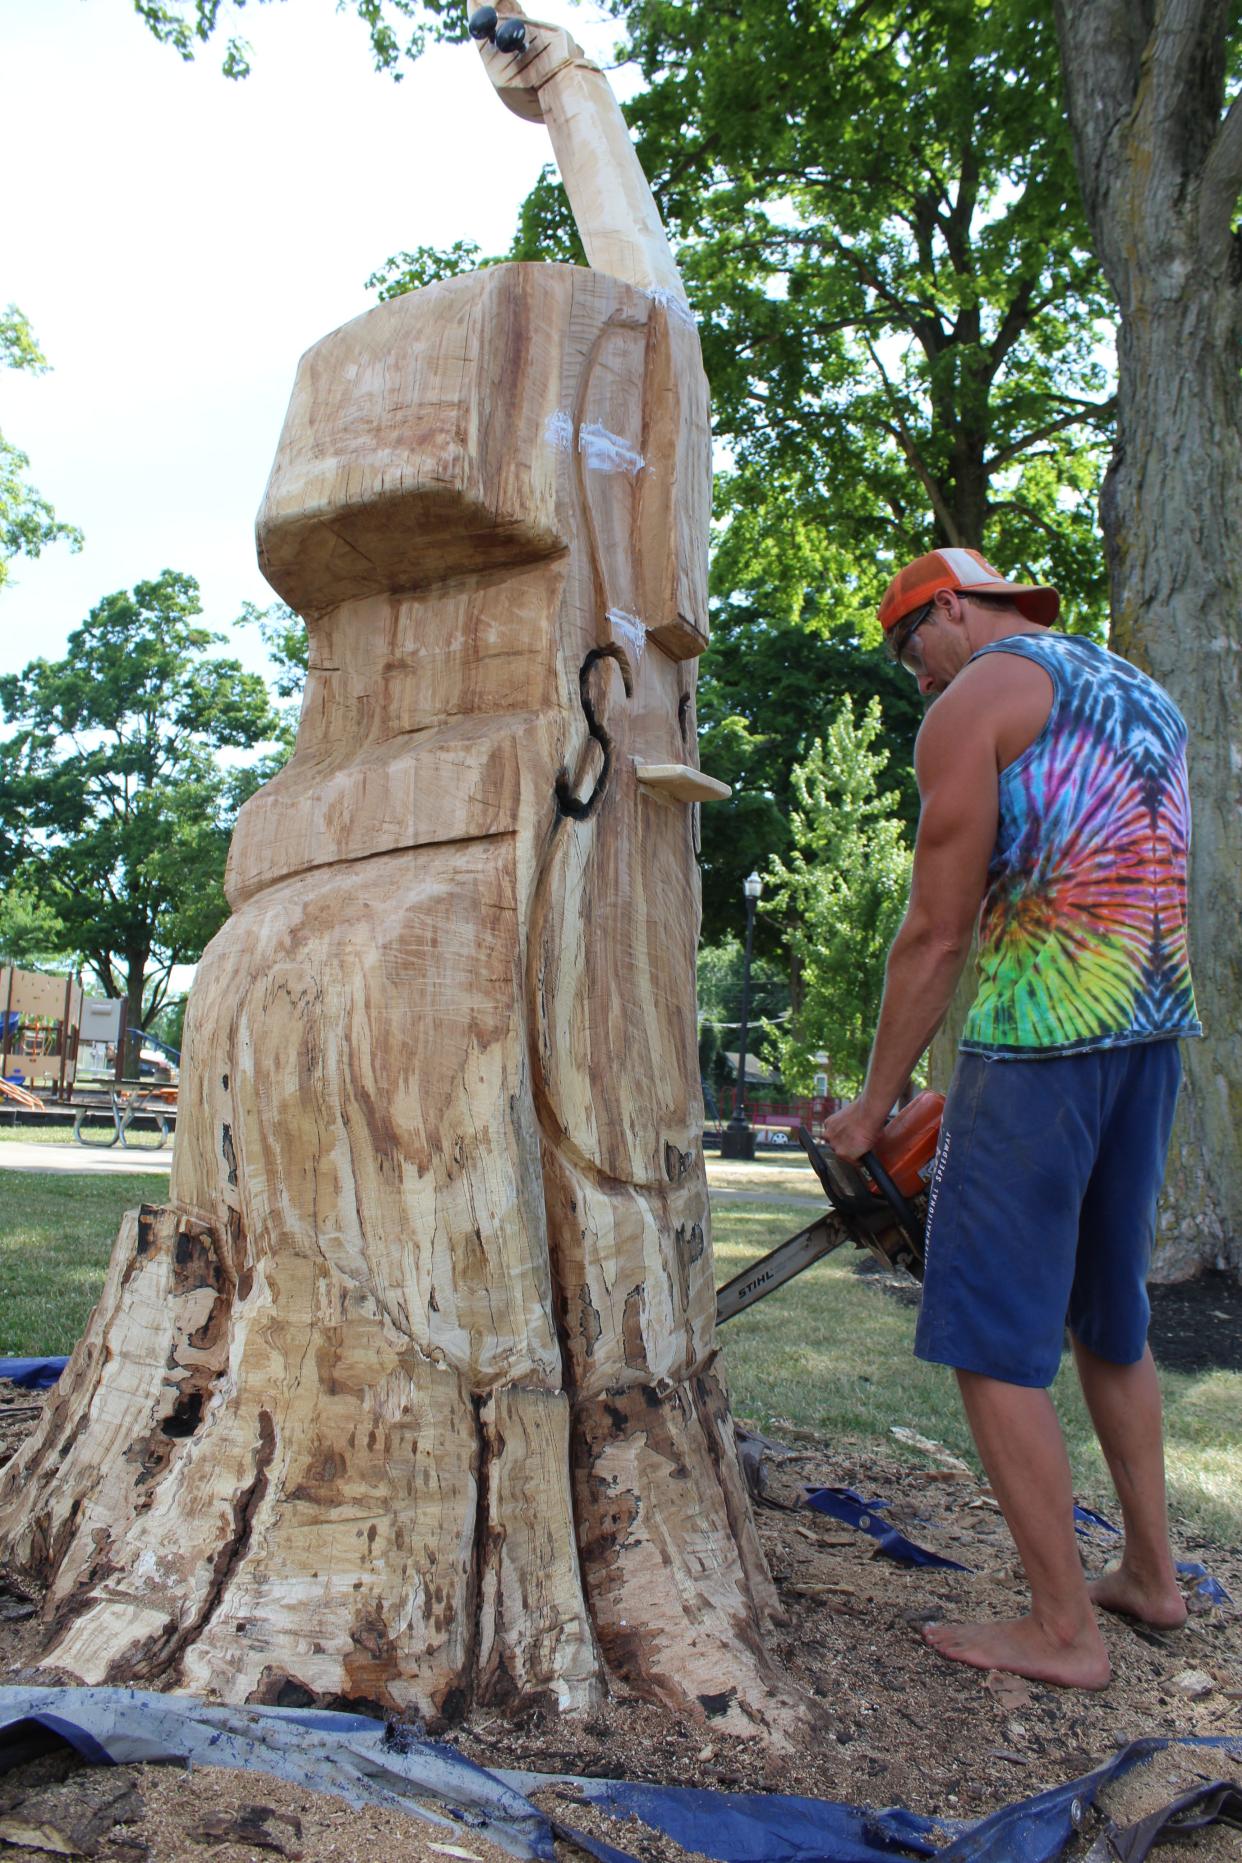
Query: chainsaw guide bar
714 1095 944 1326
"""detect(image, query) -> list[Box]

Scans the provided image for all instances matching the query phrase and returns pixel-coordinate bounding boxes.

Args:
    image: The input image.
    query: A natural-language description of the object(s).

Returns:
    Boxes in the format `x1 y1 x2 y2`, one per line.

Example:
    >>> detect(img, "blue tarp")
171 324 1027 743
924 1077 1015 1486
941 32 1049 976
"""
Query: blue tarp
803 1487 972 1572
0 1690 1239 1863
552 1738 1242 1862
1074 1504 1233 1607
0 1358 68 1391
521 1776 953 1860
0 1688 628 1863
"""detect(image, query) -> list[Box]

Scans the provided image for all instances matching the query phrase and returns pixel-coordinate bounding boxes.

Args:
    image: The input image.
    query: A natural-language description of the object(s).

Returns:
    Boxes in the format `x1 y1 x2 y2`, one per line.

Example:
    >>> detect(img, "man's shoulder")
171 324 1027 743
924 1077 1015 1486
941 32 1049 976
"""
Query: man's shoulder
921 646 1050 726
916 648 1054 775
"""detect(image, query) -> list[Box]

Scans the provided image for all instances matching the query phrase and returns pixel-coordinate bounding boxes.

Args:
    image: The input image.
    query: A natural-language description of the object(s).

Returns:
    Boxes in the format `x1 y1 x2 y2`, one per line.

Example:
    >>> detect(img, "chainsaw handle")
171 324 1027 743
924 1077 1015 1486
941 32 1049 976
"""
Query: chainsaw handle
861 1150 925 1253
797 1124 872 1213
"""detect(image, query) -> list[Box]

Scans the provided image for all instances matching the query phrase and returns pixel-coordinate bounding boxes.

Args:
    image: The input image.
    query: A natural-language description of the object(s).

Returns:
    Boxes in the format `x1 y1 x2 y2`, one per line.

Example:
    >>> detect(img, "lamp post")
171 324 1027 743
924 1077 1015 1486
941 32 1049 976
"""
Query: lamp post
721 870 762 1160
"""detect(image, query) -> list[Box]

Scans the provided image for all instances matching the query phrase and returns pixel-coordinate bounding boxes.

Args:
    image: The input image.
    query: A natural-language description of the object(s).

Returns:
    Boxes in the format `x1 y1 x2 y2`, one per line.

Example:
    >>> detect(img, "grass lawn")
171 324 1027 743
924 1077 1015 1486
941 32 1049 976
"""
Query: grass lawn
0 1116 172 1149
0 1167 168 1356
715 1199 1242 1546
1 1170 1237 1545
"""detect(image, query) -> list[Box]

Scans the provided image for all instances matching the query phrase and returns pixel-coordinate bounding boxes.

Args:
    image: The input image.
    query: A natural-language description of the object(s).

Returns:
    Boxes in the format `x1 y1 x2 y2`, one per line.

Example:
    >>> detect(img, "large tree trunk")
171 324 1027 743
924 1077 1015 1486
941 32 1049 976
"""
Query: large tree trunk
1054 0 1242 1279
0 259 792 1736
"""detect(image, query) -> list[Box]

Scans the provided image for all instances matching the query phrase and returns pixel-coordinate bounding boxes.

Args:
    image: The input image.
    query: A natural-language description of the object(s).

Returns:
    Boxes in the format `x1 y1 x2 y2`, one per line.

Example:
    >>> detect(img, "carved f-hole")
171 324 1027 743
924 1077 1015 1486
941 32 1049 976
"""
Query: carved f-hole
555 643 633 821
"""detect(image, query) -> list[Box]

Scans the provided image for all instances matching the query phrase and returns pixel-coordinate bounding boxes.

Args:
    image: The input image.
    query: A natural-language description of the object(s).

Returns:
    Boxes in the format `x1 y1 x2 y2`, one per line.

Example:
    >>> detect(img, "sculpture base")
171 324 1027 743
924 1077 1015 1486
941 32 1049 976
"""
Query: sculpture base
720 1125 756 1161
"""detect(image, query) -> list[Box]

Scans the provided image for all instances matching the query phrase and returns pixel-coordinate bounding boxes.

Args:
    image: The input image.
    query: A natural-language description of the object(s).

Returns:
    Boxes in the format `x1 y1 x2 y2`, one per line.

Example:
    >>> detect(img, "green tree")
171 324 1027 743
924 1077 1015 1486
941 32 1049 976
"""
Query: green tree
0 571 279 1037
1 306 82 594
696 602 923 948
696 931 791 1046
0 885 72 971
130 0 464 76
763 697 913 1097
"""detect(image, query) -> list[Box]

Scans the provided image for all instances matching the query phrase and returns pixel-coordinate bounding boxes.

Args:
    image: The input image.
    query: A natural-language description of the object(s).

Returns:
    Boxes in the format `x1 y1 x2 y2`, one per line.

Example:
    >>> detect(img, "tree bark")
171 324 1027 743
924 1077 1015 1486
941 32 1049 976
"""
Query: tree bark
0 260 796 1737
1054 0 1242 1278
124 955 147 1063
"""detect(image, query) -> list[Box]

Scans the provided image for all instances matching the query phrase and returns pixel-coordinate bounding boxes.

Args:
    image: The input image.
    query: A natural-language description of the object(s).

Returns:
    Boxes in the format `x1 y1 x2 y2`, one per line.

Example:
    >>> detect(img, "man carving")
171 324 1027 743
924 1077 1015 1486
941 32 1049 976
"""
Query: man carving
823 548 1200 1686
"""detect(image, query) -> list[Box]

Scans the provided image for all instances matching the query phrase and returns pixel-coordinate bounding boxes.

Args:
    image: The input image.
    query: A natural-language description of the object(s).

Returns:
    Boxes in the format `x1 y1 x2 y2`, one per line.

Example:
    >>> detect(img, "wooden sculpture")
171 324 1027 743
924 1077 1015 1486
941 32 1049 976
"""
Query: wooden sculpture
0 6 794 1737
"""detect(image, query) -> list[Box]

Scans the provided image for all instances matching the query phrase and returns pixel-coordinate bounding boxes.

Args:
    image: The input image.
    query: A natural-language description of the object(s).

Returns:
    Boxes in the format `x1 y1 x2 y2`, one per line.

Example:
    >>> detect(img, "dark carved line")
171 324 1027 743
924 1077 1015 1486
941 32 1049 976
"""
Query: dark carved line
555 644 633 821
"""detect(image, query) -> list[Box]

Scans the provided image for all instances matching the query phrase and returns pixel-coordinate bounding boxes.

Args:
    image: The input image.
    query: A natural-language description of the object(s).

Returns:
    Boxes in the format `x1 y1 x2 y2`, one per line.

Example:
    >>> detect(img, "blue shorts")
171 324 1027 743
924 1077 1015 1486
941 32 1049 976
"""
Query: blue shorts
913 1041 1182 1388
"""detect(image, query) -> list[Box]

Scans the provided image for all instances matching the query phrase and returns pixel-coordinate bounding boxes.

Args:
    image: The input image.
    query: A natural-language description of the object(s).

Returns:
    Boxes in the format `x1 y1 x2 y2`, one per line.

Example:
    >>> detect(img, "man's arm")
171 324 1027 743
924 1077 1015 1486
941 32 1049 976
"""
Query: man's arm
820 663 1005 1159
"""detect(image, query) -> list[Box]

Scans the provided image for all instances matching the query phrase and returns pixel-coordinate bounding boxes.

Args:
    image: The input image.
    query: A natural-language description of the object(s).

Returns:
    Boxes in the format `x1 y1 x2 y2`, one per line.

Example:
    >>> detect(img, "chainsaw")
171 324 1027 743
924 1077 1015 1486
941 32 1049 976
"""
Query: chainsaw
715 1091 944 1326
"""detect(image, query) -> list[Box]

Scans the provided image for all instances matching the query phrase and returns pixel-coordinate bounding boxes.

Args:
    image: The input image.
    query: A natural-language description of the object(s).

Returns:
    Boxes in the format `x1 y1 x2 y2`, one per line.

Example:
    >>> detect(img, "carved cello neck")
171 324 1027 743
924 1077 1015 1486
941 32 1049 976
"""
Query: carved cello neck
475 2 688 307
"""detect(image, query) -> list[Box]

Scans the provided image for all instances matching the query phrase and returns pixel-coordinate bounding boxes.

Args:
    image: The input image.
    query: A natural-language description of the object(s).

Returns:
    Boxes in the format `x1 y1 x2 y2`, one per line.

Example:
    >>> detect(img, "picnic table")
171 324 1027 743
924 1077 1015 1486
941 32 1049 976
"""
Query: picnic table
71 1084 178 1150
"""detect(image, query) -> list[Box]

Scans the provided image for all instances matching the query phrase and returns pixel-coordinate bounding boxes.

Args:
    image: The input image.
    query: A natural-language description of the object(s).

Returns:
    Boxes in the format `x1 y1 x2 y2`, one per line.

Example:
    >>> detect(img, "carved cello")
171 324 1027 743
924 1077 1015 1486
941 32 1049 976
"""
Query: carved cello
0 6 795 1737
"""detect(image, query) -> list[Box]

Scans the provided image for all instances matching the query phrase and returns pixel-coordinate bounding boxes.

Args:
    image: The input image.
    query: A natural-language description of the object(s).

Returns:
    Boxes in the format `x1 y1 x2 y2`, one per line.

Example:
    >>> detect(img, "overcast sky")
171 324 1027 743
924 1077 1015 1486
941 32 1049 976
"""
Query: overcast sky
2 0 631 683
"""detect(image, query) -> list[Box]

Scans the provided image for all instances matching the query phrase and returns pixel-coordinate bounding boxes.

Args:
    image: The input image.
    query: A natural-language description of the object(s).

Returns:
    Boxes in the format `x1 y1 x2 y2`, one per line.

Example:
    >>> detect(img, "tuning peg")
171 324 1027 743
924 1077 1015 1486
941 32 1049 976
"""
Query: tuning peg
494 16 527 52
468 6 498 40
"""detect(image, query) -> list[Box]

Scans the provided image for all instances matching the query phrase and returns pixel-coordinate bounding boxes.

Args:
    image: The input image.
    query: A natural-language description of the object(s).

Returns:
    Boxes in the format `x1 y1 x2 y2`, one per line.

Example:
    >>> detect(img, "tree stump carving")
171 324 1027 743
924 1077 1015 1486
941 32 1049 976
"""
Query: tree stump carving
0 8 797 1737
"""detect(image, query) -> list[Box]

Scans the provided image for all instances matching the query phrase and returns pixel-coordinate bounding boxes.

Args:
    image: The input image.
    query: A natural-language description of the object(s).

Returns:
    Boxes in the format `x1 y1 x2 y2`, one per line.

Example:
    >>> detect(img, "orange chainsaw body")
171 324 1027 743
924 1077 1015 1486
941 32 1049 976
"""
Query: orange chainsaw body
868 1089 945 1200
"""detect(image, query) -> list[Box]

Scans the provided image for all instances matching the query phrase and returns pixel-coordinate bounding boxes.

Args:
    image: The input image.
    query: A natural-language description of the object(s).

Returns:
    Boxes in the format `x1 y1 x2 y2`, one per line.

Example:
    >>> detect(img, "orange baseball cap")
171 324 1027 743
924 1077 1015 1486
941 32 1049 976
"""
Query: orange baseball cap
878 548 1060 634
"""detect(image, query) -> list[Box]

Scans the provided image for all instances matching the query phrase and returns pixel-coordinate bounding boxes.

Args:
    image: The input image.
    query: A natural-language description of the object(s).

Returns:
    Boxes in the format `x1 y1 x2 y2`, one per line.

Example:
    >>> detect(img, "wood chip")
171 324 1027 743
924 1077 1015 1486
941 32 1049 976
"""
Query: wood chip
190 1804 303 1857
987 1748 1030 1765
1171 1668 1215 1698
889 1428 972 1473
428 1847 485 1861
984 1671 1033 1711
0 1778 143 1858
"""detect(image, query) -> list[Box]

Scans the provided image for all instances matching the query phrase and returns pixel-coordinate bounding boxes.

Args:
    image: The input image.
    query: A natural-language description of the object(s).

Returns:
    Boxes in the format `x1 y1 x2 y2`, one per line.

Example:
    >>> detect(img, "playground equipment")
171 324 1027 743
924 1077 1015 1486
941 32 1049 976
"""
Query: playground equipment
1 967 178 1146
0 967 82 1102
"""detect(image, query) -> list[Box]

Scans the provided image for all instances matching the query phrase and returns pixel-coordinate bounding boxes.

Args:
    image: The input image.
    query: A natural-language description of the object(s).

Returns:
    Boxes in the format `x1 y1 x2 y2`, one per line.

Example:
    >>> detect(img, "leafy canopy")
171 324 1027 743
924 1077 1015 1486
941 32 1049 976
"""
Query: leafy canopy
129 0 465 77
615 0 1116 622
695 603 922 949
0 886 71 972
0 571 279 1026
1 306 82 594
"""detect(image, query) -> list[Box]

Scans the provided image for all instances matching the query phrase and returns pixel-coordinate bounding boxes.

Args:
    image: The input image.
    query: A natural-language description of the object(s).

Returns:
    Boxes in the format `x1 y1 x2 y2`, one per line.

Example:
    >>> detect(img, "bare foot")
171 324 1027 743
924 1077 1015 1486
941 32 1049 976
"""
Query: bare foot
921 1614 1111 1688
1088 1565 1188 1629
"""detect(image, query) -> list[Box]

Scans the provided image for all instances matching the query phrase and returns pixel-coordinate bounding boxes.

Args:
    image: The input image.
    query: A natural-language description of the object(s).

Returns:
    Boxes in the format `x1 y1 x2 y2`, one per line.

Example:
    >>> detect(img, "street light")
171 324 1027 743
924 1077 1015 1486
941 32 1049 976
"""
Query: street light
722 870 763 1160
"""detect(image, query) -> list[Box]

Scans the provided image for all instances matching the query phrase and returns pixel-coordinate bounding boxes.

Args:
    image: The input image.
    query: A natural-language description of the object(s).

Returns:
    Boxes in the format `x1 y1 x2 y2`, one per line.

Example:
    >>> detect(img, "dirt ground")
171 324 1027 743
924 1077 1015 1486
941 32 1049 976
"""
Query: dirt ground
1 1274 1239 1863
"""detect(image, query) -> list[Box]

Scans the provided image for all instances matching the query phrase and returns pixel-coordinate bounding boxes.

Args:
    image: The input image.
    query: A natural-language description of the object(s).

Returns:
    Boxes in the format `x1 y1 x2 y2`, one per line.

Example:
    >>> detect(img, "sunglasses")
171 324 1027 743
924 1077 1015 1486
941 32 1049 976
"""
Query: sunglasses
886 600 935 672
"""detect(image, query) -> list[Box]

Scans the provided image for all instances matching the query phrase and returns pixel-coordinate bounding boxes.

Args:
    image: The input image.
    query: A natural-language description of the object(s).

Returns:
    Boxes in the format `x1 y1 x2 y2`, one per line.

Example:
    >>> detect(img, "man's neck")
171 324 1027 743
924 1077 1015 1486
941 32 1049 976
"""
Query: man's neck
965 610 1048 654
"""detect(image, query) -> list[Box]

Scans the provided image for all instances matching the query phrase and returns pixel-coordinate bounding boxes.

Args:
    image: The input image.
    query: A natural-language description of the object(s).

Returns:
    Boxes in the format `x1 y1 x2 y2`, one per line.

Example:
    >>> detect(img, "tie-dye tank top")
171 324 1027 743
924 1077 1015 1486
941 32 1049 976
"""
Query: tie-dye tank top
960 633 1201 1057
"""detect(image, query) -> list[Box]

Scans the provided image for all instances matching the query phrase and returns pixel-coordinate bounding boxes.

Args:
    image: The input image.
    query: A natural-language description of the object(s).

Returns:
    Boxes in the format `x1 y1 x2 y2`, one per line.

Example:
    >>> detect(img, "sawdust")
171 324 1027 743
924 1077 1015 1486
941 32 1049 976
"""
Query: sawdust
0 1747 524 1863
1 1393 1239 1862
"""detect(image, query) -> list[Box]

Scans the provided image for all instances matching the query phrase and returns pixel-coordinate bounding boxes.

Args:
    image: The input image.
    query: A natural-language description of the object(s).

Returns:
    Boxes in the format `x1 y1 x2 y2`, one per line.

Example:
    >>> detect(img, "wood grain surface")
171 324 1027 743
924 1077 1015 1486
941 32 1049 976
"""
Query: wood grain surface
0 15 800 1741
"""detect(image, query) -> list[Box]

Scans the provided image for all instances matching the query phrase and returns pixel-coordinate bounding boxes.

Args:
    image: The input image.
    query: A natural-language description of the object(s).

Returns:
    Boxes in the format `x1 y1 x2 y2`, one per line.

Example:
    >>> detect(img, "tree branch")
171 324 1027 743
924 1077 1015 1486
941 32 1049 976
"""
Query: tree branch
985 398 1116 472
1151 0 1231 125
862 335 962 546
988 498 1066 541
1199 86 1242 259
986 277 1037 379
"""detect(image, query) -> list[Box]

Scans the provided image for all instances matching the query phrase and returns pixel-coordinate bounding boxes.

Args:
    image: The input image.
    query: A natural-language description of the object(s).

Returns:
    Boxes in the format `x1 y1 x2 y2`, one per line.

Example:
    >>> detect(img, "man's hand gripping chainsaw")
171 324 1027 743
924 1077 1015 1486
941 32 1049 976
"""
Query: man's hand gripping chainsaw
715 1091 944 1325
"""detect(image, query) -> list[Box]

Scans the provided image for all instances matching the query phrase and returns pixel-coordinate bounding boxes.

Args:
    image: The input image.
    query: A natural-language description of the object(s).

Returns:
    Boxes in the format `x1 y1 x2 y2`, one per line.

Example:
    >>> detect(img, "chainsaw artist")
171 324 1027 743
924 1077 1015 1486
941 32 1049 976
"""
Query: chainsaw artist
820 547 1202 1690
